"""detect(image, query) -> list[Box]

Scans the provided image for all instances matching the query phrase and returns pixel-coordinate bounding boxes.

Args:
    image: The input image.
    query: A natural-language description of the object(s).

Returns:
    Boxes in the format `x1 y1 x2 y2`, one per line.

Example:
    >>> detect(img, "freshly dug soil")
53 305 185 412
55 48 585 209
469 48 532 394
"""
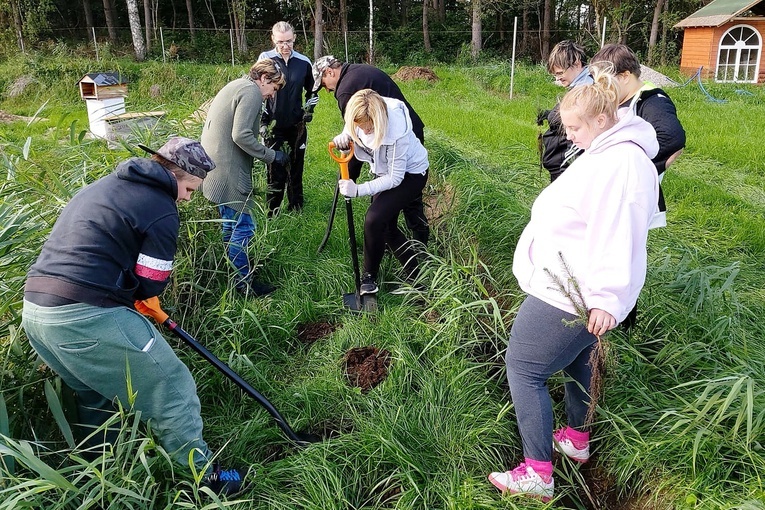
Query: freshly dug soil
392 66 439 82
296 321 338 345
557 456 666 509
344 346 391 392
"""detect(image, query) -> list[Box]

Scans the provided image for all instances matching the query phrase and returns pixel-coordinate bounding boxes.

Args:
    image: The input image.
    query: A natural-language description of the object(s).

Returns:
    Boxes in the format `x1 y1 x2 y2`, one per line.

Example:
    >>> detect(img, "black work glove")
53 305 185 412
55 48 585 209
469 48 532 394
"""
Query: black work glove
273 150 289 167
536 109 551 126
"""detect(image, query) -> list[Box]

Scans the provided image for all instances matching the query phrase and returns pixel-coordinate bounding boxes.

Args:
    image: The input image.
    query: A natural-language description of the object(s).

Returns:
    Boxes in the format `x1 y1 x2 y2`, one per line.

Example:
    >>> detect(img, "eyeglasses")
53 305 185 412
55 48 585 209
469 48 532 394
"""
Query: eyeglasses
275 39 294 46
552 67 569 78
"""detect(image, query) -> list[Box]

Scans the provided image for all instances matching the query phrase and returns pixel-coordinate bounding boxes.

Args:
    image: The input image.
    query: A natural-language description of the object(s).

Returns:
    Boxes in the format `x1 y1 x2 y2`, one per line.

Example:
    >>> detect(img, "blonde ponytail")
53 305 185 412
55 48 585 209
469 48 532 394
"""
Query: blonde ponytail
560 66 620 122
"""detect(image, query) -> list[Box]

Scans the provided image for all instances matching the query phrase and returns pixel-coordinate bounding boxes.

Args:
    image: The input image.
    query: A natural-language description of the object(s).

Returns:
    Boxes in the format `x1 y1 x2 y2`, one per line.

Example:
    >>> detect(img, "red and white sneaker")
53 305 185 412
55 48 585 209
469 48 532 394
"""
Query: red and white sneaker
488 463 554 502
553 427 590 463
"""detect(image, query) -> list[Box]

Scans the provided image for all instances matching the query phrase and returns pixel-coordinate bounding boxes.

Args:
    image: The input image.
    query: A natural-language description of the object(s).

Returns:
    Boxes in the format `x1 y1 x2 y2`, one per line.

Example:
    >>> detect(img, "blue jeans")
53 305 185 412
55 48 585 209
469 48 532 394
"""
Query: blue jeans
505 295 596 462
218 205 256 281
21 300 211 469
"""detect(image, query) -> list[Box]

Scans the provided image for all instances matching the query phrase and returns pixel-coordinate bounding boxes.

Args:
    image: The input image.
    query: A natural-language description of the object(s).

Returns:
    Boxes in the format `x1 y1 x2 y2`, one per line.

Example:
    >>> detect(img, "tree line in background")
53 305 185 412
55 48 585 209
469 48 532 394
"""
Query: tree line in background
1 0 702 67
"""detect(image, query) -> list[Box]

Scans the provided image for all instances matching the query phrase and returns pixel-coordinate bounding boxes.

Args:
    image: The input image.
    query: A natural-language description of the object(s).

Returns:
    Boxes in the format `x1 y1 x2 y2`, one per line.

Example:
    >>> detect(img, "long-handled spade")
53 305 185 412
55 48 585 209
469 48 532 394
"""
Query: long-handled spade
135 298 322 446
328 142 377 312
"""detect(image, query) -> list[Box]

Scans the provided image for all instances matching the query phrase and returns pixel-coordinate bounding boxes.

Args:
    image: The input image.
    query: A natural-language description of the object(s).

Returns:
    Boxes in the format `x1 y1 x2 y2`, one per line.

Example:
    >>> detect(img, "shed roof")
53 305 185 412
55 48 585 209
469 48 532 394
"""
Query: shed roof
78 72 127 86
674 0 765 28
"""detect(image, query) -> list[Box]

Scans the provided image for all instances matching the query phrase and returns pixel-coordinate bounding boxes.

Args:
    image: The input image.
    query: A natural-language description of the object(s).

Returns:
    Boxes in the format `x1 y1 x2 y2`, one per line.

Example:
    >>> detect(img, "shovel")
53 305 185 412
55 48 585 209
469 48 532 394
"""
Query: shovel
328 141 377 312
135 298 321 446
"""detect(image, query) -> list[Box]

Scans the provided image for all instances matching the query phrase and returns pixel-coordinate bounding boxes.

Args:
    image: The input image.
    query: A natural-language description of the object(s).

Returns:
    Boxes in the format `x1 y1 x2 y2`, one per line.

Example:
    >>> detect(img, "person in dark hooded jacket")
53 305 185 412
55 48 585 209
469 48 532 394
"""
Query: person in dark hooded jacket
589 43 686 329
538 40 594 182
21 137 244 497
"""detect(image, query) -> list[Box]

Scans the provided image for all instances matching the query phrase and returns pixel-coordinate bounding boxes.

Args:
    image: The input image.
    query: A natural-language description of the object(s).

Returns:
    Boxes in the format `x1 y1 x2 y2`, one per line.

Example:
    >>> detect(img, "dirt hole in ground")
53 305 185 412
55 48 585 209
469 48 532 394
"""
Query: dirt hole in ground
344 346 391 392
296 321 338 345
557 458 665 509
392 66 439 82
423 182 456 225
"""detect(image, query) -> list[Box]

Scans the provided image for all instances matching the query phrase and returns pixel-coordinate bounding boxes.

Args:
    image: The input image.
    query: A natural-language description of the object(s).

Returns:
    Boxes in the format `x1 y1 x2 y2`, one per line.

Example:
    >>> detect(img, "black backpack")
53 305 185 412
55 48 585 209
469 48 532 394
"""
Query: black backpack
538 104 583 182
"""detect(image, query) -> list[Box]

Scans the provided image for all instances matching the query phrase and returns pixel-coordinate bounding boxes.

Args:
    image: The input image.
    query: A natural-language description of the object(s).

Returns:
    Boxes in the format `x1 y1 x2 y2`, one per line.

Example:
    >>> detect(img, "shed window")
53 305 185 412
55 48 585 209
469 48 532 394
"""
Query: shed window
716 25 761 83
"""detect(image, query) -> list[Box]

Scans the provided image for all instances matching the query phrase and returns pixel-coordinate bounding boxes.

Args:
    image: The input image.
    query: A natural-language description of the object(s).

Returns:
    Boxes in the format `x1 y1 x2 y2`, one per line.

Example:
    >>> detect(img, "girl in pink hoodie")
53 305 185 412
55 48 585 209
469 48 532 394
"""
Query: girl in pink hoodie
489 67 659 501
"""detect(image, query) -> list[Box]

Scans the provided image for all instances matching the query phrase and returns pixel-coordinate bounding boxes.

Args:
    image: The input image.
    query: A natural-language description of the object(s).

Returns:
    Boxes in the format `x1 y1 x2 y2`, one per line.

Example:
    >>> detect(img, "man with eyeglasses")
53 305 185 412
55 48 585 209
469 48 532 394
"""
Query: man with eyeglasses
258 21 318 216
537 40 593 182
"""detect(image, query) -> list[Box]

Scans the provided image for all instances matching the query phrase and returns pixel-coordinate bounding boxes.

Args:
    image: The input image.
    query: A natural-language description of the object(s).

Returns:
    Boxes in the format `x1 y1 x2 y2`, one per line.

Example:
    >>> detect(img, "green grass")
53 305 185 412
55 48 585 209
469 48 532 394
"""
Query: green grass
2 52 765 508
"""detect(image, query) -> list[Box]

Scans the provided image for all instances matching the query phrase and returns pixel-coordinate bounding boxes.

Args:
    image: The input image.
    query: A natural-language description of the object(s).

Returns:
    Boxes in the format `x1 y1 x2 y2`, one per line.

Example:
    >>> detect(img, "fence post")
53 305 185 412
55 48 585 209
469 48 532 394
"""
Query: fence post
160 27 166 63
344 29 348 62
510 16 517 99
230 29 235 66
92 27 99 62
368 0 374 64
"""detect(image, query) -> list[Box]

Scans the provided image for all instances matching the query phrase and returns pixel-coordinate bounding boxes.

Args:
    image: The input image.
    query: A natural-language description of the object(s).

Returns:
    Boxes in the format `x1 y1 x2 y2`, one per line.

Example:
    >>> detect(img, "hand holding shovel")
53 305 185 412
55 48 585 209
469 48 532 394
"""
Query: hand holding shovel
134 297 321 445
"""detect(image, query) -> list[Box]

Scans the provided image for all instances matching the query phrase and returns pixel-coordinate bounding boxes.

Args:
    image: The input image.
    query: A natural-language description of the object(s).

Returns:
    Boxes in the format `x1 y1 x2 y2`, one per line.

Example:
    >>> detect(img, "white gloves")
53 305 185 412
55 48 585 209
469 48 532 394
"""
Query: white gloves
338 179 358 198
332 133 351 151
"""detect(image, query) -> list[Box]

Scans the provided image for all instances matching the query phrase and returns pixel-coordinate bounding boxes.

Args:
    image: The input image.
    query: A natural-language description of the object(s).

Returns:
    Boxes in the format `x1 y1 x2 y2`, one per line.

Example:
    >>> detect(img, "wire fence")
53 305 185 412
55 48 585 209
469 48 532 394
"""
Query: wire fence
5 25 676 66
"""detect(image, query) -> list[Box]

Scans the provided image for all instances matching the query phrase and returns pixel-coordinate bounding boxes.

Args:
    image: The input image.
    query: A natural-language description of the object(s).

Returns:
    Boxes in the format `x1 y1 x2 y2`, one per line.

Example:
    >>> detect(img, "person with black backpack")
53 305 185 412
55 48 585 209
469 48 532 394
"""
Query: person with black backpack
538 41 594 182
590 44 686 329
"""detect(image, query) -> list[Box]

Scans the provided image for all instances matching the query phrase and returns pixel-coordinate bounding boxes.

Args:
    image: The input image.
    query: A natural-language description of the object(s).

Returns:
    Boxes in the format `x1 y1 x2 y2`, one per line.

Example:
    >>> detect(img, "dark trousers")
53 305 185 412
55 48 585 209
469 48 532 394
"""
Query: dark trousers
349 157 429 245
267 123 307 214
506 295 596 462
363 171 428 280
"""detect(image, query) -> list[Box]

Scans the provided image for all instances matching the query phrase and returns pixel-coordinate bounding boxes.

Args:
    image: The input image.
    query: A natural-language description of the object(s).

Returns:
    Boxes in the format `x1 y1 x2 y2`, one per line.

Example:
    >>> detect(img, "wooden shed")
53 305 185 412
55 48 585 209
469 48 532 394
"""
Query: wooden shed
675 0 765 83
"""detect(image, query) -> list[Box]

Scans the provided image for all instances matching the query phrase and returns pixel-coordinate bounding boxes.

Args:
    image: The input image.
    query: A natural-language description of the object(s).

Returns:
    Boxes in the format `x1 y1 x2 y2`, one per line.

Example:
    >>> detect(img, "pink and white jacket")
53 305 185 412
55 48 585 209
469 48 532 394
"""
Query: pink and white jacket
513 110 659 322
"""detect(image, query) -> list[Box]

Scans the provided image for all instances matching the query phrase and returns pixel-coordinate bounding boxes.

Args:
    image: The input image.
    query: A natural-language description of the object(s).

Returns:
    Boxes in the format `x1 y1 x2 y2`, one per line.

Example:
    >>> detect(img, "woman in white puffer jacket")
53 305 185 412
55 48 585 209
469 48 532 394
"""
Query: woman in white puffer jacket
332 89 429 295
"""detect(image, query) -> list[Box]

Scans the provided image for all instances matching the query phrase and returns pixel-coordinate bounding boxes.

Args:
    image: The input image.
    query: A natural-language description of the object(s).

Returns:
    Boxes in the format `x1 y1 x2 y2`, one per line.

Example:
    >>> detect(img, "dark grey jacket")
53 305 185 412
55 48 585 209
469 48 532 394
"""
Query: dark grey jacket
201 77 276 212
26 158 180 307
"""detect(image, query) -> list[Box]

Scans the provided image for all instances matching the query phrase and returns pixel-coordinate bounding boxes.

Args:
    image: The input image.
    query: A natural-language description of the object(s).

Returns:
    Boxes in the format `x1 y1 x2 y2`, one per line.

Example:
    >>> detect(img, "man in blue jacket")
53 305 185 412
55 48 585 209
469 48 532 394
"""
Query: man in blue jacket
258 21 318 216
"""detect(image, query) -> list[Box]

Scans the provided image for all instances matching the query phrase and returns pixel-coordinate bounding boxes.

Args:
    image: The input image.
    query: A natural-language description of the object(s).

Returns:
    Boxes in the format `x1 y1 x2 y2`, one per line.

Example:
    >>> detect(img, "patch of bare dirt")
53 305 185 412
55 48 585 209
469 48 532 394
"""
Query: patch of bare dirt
344 346 391 392
423 182 456 225
557 458 672 509
0 110 44 124
392 66 439 82
296 321 338 345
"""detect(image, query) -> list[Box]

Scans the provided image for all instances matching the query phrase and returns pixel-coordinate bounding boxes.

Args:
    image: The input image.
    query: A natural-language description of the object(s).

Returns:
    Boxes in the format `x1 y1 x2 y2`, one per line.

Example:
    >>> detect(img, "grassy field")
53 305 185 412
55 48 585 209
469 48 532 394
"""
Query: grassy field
1 51 765 509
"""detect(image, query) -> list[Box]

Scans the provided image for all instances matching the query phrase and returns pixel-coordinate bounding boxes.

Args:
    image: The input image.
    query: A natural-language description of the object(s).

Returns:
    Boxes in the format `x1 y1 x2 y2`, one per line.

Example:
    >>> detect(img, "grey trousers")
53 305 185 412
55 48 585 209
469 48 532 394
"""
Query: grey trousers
22 300 211 468
505 295 596 462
